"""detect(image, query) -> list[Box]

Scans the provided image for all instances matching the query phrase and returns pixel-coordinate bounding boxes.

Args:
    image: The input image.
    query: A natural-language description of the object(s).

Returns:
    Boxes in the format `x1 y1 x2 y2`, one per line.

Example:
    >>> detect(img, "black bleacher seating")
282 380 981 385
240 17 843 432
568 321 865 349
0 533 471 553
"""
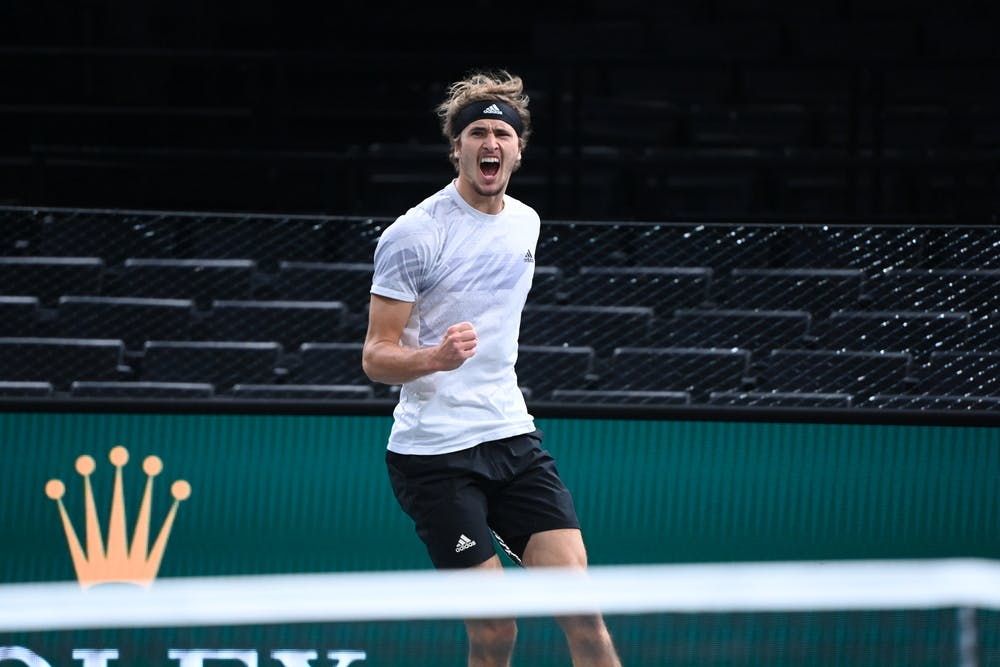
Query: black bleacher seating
864 394 1000 410
769 226 925 271
965 312 1000 352
0 257 104 306
605 347 751 401
515 345 596 400
812 310 970 355
0 381 54 397
786 19 920 61
549 389 690 405
266 261 374 313
627 225 772 272
188 218 332 268
562 266 712 311
70 381 214 398
756 349 912 397
526 265 565 304
864 269 1000 316
708 390 853 408
687 104 811 150
519 304 655 356
535 222 644 269
575 98 683 150
775 171 867 217
649 18 784 60
639 171 758 218
56 296 194 350
917 351 1000 397
293 342 369 386
231 384 375 400
0 296 41 337
740 64 855 105
655 309 812 360
201 300 348 349
34 215 176 263
110 258 256 307
715 268 865 315
0 337 126 390
141 341 281 390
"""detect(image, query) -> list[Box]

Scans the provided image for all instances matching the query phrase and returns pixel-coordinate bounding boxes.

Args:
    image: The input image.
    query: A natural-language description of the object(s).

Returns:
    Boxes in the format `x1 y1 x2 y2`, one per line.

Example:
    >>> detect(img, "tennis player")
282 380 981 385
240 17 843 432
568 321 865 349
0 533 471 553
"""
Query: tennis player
363 69 621 666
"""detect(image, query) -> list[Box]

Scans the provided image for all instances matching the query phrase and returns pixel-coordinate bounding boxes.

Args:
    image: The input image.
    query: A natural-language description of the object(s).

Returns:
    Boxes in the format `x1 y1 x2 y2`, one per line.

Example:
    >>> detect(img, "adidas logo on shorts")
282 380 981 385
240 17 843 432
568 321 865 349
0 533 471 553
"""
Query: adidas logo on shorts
455 534 477 553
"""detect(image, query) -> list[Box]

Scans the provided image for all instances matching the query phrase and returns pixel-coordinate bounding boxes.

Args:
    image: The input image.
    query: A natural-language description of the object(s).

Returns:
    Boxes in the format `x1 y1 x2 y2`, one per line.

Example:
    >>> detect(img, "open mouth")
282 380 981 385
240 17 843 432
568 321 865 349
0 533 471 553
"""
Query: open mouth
480 156 500 177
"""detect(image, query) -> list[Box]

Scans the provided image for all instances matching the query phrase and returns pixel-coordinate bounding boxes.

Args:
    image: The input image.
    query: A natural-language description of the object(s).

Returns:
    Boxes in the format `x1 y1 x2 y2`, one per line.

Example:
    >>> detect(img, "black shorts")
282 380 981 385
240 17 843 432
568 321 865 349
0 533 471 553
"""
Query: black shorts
385 429 580 569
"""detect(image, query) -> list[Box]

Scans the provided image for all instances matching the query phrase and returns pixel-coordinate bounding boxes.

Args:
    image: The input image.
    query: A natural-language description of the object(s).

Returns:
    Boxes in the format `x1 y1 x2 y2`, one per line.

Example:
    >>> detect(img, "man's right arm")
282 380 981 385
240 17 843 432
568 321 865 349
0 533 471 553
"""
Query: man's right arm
362 294 478 385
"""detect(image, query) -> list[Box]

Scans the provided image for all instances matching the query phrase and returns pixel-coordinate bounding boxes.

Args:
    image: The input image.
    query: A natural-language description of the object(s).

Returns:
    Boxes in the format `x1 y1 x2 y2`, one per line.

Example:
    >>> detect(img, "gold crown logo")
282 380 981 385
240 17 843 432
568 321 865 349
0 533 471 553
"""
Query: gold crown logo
45 446 191 589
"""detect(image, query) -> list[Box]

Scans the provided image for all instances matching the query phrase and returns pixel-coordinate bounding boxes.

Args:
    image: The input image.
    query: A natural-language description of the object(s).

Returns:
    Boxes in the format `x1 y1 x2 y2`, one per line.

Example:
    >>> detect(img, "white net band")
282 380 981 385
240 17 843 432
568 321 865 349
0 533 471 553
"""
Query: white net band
2 558 999 632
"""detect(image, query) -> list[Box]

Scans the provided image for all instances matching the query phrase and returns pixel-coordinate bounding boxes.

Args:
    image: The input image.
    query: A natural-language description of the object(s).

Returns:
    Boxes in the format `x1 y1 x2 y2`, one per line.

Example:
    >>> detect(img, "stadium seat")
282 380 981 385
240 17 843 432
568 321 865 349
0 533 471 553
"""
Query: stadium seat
56 296 195 350
0 296 42 337
638 172 757 218
201 299 348 349
756 349 912 397
965 312 1000 351
604 347 751 401
230 384 375 400
687 104 811 150
34 214 176 263
811 310 970 355
708 390 853 408
549 389 691 405
785 19 920 61
863 393 1000 410
671 19 784 59
265 261 374 313
0 257 104 306
655 309 812 359
864 269 1000 316
519 304 655 356
534 222 634 269
561 266 713 311
0 337 127 390
0 381 54 397
187 216 340 268
526 265 565 305
109 258 256 307
741 64 855 105
715 268 866 315
916 351 1000 396
515 345 596 400
141 340 281 390
70 381 214 398
627 225 773 272
293 342 370 386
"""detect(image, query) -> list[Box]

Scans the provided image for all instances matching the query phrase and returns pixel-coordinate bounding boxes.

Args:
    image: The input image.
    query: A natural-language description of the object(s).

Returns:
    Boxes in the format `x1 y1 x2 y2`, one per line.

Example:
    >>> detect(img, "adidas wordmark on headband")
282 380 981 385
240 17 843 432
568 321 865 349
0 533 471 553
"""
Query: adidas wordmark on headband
453 100 523 137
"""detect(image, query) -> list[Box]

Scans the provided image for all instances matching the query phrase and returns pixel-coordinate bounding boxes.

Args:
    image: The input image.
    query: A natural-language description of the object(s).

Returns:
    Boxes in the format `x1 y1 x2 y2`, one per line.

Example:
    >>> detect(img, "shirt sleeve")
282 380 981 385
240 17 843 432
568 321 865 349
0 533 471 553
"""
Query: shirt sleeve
370 213 438 303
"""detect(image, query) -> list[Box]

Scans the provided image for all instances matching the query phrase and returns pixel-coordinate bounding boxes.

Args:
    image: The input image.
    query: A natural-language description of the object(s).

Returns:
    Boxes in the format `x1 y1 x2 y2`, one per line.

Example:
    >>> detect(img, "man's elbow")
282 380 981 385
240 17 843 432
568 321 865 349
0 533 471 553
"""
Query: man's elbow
361 347 380 383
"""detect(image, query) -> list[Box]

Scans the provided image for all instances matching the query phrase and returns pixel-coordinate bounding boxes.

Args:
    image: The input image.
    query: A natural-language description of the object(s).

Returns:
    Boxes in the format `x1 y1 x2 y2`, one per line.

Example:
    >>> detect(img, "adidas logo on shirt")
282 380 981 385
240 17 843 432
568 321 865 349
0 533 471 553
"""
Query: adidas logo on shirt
455 534 478 553
482 103 503 115
523 250 535 263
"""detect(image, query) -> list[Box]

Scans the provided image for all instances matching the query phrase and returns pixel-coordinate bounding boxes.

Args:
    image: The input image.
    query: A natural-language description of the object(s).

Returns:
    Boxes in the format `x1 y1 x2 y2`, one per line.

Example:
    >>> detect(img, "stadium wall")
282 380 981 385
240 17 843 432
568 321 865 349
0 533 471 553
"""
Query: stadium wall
0 404 997 665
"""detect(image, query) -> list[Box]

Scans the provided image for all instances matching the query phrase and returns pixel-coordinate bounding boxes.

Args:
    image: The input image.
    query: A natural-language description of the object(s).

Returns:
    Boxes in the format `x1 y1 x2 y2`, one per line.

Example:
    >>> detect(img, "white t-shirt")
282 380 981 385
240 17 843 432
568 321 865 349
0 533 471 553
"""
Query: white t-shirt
370 181 538 455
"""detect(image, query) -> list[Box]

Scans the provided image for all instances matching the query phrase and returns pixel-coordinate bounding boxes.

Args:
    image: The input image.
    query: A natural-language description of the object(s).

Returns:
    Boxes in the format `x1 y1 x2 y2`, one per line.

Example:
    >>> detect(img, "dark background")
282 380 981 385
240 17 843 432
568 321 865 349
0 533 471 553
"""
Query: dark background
2 0 998 222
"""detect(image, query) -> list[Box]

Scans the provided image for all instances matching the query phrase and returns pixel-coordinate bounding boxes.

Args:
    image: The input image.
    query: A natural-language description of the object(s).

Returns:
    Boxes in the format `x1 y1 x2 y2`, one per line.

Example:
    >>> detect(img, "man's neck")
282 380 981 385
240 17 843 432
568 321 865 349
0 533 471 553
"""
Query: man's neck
454 178 505 215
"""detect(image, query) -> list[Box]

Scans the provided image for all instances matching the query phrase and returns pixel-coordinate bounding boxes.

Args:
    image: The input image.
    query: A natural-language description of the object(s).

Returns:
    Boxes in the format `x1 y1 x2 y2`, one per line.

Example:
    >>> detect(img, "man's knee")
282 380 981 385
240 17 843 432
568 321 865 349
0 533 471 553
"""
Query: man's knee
466 617 518 657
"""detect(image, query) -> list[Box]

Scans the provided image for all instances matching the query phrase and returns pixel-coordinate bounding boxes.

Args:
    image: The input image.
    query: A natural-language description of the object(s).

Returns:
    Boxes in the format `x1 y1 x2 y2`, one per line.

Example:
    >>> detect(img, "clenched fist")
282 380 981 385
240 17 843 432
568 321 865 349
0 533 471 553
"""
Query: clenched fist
435 321 478 371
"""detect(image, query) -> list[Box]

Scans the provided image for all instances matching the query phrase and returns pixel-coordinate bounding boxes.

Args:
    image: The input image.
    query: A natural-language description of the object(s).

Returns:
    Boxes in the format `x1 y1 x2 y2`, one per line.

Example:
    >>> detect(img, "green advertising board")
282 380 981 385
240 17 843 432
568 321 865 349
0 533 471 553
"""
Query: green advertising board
0 408 997 665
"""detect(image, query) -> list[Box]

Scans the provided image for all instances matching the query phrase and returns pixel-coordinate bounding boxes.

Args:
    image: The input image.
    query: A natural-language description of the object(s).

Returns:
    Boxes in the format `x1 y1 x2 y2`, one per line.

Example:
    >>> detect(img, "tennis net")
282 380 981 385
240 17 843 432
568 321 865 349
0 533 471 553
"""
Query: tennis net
2 558 999 666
